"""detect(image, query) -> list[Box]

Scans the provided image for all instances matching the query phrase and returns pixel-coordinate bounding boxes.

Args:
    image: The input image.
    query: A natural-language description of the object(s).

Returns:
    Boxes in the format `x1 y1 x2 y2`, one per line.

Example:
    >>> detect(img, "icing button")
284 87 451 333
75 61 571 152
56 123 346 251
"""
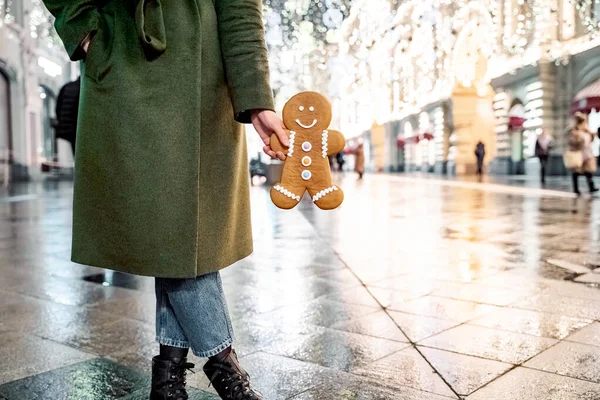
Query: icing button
302 142 312 152
302 156 312 167
301 170 312 181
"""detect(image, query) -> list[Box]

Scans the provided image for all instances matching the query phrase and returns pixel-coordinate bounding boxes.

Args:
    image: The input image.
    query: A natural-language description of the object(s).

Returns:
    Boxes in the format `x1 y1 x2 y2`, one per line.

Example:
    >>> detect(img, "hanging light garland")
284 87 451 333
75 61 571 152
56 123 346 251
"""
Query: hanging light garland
571 0 600 35
503 0 535 55
0 0 15 25
262 0 354 104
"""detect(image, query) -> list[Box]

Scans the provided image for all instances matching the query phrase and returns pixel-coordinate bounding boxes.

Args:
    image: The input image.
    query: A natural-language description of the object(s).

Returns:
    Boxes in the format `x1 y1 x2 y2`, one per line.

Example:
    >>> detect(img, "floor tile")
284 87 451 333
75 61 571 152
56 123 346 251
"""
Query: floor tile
419 324 558 364
367 275 446 292
320 287 381 308
43 317 156 357
122 387 219 400
9 274 138 307
524 341 600 382
0 332 95 385
256 298 379 328
514 294 600 320
574 273 600 284
330 310 409 342
0 358 146 400
368 287 430 309
466 367 600 399
86 291 156 324
236 352 334 400
263 328 408 371
352 347 456 397
470 307 592 340
393 296 500 323
431 281 527 306
387 311 459 342
419 346 513 396
290 372 457 399
566 321 600 346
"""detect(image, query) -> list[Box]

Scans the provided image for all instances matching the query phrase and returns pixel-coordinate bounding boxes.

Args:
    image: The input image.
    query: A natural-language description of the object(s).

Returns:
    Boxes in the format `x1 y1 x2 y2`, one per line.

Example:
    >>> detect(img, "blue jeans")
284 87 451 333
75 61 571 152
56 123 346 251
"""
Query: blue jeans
155 272 234 358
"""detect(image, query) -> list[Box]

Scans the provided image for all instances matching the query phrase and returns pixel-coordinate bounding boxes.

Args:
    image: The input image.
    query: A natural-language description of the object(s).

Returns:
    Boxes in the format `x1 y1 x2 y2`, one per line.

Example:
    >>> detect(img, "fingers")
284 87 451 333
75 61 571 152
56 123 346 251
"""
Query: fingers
263 145 277 159
273 125 289 147
263 146 286 161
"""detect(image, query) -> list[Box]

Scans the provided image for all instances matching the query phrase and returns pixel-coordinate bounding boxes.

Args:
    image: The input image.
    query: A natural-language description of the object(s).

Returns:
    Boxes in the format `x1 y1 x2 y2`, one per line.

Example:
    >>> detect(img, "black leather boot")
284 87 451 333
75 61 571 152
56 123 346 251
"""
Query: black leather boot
150 346 195 400
203 349 262 400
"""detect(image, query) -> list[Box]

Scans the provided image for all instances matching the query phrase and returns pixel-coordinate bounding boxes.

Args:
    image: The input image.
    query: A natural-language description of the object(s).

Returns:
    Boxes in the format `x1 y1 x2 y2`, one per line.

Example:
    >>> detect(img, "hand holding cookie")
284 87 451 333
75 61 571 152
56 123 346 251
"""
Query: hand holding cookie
270 92 345 210
251 110 288 161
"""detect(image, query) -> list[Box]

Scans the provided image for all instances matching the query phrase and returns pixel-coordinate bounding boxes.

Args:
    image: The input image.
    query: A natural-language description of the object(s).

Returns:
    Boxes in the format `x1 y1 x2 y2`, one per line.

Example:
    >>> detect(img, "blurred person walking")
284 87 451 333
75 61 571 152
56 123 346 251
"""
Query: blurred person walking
336 151 345 172
565 112 598 196
53 76 81 156
355 144 365 179
475 141 485 176
43 0 287 399
535 130 553 185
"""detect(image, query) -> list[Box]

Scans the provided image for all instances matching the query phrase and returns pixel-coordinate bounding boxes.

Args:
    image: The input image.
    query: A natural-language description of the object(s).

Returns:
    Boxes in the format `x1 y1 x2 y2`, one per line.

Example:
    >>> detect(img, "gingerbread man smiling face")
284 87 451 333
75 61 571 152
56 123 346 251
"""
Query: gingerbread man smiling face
269 92 346 210
283 92 332 132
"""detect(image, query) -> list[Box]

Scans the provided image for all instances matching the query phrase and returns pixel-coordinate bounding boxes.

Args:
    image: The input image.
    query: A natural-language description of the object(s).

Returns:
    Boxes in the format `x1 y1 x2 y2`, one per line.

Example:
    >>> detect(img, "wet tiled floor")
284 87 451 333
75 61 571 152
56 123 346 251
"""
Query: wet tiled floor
2 175 600 399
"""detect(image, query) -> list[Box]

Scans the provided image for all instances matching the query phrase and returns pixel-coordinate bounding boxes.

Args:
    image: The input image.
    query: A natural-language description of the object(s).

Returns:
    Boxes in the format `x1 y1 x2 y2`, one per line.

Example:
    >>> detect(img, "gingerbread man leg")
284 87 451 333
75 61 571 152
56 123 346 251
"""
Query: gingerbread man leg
308 185 344 210
270 183 305 209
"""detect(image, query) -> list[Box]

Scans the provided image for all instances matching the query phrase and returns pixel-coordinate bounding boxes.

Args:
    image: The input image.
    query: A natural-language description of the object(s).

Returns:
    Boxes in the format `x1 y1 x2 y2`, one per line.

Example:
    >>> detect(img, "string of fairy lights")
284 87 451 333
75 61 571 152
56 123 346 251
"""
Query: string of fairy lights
3 0 600 109
333 0 600 137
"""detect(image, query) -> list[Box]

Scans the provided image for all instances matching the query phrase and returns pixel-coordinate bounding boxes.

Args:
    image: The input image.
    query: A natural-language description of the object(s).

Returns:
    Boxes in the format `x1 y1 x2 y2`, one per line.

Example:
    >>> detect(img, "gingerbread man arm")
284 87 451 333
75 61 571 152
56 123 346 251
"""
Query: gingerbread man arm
270 129 291 153
326 129 346 156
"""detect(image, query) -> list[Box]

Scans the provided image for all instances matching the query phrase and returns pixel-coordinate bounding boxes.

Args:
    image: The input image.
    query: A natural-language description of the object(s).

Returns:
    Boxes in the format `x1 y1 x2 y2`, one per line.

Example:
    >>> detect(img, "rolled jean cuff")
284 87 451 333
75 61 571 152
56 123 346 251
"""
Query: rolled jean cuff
156 337 190 349
191 337 234 358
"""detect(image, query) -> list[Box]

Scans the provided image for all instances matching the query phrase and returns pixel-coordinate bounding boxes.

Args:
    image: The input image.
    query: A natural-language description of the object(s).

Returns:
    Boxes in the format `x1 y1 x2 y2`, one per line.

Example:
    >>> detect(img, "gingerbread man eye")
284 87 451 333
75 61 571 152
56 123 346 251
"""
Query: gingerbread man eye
299 106 304 111
309 106 315 111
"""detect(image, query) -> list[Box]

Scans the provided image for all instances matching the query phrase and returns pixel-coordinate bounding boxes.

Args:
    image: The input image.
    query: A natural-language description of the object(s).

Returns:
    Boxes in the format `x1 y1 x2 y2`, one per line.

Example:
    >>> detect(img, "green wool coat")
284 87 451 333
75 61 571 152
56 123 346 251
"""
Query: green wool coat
44 0 274 278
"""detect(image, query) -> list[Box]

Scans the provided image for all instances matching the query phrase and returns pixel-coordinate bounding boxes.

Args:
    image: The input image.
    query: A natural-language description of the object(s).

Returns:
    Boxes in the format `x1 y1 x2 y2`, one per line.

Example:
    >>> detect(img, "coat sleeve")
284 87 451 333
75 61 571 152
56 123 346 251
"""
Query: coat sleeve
215 0 275 123
43 0 101 61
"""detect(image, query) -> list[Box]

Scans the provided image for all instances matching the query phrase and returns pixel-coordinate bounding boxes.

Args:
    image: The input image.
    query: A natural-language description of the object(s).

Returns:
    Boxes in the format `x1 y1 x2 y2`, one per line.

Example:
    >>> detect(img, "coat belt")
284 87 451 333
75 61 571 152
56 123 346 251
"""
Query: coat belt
135 0 167 59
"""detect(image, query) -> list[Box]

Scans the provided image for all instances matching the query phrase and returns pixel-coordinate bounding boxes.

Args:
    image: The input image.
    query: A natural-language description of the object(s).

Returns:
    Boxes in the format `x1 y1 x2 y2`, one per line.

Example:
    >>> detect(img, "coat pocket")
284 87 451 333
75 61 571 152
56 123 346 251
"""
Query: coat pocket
83 11 115 84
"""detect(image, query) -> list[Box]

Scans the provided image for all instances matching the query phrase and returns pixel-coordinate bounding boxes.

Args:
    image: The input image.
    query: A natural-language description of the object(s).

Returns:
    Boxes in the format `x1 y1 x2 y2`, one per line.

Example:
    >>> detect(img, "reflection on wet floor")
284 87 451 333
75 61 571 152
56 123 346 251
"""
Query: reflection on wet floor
1 175 600 399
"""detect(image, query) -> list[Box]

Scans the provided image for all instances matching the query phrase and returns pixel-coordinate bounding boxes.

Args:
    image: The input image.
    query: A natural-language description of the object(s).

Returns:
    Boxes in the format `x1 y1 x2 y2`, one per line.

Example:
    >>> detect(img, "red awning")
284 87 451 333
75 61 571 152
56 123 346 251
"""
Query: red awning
571 78 600 114
508 116 526 130
508 103 526 129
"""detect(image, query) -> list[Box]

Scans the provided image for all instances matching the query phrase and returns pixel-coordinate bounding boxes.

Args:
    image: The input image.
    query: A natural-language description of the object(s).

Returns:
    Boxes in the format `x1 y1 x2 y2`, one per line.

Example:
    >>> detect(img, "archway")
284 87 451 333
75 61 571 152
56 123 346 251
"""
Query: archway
449 3 497 175
508 99 526 174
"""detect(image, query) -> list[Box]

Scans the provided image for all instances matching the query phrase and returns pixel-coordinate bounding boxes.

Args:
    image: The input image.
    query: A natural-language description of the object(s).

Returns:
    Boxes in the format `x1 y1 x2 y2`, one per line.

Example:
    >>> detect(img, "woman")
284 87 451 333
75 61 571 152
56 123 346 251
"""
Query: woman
42 1 288 399
355 143 365 179
567 112 598 195
535 130 553 185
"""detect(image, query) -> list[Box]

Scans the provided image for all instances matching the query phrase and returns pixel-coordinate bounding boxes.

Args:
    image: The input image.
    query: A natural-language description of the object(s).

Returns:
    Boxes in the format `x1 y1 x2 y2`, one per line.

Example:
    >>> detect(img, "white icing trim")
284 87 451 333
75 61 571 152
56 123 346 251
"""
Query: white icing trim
274 185 301 202
312 185 339 202
322 130 329 158
287 131 296 157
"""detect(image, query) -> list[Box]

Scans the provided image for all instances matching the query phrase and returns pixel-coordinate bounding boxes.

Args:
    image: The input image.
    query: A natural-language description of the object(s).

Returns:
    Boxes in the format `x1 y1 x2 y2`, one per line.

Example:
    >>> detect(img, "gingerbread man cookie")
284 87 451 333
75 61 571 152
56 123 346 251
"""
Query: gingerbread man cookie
270 92 345 210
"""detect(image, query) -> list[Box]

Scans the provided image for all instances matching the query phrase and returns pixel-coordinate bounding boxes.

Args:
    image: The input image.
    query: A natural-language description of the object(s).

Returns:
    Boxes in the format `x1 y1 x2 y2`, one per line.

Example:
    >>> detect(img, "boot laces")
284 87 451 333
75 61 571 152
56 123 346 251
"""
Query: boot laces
208 363 261 400
167 362 195 400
